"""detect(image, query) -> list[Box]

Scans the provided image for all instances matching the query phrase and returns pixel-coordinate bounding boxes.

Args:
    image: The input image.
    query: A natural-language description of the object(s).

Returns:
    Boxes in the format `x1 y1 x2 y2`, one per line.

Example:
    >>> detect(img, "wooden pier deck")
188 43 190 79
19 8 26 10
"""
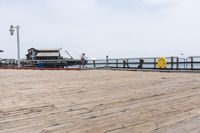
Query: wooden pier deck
0 70 200 133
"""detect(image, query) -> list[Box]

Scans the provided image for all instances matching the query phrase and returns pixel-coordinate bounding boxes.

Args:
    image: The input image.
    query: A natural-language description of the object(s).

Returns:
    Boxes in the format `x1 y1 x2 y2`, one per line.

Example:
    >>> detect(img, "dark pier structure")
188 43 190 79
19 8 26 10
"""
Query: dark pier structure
2 47 200 70
23 48 81 68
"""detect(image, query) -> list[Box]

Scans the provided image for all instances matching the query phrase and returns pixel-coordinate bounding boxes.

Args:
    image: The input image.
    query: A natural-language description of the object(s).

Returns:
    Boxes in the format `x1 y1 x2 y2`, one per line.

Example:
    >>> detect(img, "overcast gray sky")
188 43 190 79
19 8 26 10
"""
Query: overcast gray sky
0 0 200 59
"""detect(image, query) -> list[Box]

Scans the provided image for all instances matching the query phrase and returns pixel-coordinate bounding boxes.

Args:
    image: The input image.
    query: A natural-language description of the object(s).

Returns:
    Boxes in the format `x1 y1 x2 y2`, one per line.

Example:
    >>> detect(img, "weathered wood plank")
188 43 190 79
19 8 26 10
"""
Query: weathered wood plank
1 70 200 133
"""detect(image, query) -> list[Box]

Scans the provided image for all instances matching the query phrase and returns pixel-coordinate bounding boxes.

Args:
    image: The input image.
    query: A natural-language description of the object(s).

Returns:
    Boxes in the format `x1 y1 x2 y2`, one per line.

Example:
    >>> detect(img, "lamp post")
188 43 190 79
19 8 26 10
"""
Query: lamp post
9 25 21 68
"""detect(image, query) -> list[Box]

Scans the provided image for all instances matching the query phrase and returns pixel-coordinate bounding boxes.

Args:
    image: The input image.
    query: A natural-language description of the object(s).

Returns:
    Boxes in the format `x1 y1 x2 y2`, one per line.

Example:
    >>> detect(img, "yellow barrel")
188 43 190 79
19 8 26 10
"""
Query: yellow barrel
157 57 167 69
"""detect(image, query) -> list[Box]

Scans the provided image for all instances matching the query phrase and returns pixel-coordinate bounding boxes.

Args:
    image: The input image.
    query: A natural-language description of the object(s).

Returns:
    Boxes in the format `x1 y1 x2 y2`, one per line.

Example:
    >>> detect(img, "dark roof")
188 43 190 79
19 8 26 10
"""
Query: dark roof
38 49 60 52
28 48 60 52
0 49 3 52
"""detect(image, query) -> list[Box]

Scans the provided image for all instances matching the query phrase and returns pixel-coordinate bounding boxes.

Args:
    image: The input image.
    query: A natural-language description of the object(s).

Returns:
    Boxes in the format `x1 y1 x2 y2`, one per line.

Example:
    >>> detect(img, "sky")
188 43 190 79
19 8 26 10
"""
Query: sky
0 0 200 59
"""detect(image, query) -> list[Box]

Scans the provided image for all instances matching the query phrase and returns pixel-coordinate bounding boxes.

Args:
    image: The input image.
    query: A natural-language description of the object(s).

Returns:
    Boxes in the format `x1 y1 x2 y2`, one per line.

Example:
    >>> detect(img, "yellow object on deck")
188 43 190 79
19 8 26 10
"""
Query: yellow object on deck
157 57 167 68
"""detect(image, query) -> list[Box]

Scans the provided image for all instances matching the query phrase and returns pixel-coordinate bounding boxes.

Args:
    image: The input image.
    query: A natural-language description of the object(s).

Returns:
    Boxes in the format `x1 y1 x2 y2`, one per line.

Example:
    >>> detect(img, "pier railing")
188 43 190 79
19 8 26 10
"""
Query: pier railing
85 56 200 70
1 56 200 70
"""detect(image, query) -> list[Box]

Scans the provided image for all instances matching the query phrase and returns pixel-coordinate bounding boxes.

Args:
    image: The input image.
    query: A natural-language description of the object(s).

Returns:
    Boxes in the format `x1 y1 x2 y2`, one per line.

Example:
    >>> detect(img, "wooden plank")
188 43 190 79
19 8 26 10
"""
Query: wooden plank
0 70 200 133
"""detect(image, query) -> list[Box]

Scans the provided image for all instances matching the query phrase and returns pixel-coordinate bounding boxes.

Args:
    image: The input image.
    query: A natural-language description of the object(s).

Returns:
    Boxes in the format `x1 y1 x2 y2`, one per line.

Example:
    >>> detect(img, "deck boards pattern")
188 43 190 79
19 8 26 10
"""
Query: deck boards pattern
0 70 200 133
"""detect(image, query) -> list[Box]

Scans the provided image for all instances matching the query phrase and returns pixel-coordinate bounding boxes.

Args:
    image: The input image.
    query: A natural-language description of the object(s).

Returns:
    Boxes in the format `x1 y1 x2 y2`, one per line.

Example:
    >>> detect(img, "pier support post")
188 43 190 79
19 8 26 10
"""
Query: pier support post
93 60 96 68
106 56 109 67
191 57 194 70
176 57 179 70
171 57 174 70
116 59 118 68
154 58 156 69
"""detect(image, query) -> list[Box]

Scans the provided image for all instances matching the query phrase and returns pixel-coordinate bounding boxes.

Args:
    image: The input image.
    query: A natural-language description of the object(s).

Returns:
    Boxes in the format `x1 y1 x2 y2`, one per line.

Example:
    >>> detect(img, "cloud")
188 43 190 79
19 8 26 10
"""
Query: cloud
0 0 200 59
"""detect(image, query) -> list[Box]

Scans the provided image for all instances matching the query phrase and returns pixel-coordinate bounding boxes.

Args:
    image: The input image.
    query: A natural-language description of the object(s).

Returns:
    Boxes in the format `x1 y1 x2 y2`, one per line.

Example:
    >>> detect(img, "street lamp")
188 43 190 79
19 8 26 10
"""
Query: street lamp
9 25 21 68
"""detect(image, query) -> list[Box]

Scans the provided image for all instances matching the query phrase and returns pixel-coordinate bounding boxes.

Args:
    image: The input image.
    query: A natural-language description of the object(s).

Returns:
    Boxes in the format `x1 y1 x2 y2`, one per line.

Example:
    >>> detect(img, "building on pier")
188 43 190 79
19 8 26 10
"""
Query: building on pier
26 48 61 60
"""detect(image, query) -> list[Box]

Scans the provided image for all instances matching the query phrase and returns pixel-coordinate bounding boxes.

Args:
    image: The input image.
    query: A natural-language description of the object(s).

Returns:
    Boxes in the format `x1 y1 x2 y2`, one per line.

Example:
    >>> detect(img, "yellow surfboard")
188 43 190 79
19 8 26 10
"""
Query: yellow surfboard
157 57 167 69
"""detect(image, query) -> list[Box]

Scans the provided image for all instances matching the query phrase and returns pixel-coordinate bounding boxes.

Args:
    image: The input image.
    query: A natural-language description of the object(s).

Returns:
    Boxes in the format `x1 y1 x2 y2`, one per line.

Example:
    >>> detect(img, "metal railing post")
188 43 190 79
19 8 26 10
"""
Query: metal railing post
171 57 174 70
106 56 109 67
191 57 194 70
154 58 156 69
93 60 96 68
176 57 179 70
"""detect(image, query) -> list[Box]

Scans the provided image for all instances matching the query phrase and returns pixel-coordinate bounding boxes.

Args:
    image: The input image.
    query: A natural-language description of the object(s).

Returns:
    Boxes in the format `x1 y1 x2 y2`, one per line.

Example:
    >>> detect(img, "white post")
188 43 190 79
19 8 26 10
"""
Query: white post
16 25 20 68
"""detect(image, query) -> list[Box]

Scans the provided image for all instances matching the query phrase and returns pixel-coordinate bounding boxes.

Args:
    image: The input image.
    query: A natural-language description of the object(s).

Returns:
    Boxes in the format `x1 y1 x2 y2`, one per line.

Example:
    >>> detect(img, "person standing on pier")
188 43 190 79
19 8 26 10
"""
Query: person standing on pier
80 53 87 68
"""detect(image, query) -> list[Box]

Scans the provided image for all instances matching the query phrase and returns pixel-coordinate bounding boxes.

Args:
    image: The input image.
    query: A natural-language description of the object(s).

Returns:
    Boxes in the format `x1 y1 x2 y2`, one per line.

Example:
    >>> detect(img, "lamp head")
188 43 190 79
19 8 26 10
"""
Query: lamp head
9 25 15 35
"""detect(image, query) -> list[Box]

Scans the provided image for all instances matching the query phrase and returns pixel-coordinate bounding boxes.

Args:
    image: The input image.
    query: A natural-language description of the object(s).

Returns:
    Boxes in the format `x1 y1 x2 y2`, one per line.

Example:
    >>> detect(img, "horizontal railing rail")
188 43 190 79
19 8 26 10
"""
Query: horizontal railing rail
1 56 200 70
